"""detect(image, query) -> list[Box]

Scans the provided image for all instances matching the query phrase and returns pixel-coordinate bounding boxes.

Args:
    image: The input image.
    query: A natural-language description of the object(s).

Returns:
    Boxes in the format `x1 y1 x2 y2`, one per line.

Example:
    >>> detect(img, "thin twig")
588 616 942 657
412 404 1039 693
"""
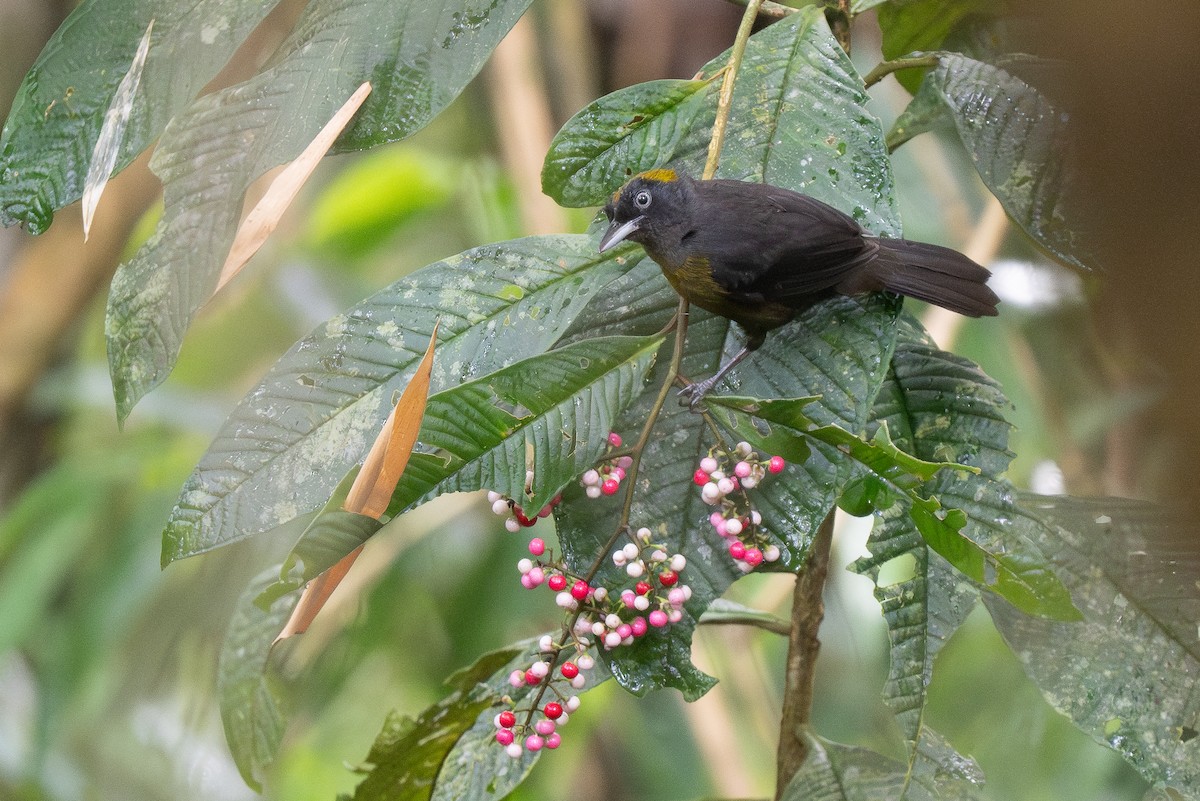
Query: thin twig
773 508 837 798
704 0 764 180
862 54 941 89
723 0 798 19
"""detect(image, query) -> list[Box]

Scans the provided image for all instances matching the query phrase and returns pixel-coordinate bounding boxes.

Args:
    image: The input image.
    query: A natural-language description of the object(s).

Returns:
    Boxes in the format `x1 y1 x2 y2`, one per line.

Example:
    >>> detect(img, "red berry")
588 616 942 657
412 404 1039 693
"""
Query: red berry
728 541 747 560
658 569 678 587
560 662 579 679
498 710 516 728
570 580 590 600
513 507 535 527
496 729 514 746
524 669 540 685
547 574 567 592
543 702 564 719
693 468 710 486
635 581 653 596
608 432 623 447
601 478 620 495
768 455 785 474
745 547 764 566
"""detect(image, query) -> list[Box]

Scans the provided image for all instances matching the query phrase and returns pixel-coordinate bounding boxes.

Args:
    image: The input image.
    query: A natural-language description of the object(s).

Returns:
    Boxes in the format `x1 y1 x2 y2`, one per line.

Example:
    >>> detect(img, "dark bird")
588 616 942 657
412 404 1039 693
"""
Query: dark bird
599 169 999 406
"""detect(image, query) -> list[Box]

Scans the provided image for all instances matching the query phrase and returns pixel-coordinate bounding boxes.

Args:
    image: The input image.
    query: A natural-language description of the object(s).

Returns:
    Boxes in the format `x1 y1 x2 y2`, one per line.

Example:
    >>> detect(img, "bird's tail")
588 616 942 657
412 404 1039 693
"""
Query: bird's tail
871 238 1000 317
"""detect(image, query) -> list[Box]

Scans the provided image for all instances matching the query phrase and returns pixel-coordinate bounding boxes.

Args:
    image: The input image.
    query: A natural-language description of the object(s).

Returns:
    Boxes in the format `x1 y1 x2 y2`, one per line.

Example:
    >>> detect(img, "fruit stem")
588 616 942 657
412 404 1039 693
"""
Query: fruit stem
703 0 763 181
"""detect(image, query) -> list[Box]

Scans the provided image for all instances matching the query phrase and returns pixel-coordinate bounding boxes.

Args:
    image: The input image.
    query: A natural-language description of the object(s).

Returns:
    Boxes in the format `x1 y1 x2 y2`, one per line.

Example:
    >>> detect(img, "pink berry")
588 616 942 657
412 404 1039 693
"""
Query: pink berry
535 719 556 736
546 733 562 749
768 455 785 474
620 589 636 606
658 569 678 587
728 541 747 560
616 623 632 639
601 478 620 496
547 574 567 592
745 547 764 566
528 538 545 556
648 609 669 627
570 580 590 600
496 729 514 746
527 567 544 587
700 456 718 473
561 662 579 679
631 616 648 636
537 505 554 518
693 468 710 486
520 574 535 590
544 702 563 719
617 456 633 469
498 710 516 728
608 432 623 447
525 735 544 752
734 461 751 478
509 670 524 687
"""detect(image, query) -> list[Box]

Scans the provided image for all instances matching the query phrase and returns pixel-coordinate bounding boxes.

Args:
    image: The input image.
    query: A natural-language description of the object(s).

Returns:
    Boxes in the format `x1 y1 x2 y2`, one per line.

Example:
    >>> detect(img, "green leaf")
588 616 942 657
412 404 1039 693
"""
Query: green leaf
218 564 302 791
555 295 902 700
870 321 1079 619
542 78 714 206
543 5 900 236
877 0 996 93
784 731 985 800
388 335 663 514
986 495 1200 794
163 235 629 566
273 334 662 589
348 639 610 801
889 53 1096 271
853 503 978 749
105 0 533 421
0 0 278 232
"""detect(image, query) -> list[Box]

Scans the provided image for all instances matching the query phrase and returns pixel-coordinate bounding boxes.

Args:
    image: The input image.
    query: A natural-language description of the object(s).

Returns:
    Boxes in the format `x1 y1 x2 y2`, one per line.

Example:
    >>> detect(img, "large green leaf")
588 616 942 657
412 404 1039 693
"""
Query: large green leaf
105 0 533 421
889 53 1095 272
853 318 1076 765
784 731 985 800
554 295 902 700
543 5 900 236
986 496 1200 796
261 335 662 595
0 0 278 232
163 235 629 565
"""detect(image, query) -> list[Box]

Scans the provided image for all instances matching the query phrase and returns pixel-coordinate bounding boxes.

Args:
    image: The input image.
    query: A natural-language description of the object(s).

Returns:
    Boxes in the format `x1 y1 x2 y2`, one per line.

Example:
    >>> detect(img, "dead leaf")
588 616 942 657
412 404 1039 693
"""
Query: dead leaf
216 81 372 293
274 322 438 644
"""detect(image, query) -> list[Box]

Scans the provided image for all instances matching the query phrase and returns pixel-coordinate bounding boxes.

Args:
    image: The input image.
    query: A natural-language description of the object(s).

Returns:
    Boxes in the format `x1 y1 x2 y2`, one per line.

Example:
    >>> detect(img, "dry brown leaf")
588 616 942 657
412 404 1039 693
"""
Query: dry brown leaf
273 322 439 644
215 81 372 294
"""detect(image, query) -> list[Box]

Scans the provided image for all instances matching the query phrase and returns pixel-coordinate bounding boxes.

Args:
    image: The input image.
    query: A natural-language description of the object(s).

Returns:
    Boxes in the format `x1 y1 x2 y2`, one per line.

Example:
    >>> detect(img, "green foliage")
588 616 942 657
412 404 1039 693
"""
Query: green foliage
1 0 1185 799
890 53 1095 271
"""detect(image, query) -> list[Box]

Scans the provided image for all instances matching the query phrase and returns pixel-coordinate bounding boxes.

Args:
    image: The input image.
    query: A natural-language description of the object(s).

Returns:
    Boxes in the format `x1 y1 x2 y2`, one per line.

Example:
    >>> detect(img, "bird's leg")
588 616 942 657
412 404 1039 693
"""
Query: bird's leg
678 329 765 411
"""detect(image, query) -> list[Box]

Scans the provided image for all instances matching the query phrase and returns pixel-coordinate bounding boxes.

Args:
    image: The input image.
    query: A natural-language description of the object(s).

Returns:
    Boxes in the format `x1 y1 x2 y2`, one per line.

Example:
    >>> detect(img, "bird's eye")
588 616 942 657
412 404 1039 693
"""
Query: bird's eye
634 190 652 209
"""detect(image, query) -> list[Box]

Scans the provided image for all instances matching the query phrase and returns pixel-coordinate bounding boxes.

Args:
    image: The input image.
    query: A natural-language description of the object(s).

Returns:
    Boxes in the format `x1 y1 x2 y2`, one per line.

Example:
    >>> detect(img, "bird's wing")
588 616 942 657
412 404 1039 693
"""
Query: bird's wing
692 181 875 298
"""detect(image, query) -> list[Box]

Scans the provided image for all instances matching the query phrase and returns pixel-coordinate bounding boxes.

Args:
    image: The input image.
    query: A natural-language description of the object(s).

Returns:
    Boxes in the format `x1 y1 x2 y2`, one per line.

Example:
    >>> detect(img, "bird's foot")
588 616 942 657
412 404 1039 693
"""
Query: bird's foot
677 375 720 412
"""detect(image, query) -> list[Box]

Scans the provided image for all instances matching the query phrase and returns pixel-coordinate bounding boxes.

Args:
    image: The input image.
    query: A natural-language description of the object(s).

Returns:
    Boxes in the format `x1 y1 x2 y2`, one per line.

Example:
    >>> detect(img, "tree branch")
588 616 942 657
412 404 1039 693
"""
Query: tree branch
774 507 837 798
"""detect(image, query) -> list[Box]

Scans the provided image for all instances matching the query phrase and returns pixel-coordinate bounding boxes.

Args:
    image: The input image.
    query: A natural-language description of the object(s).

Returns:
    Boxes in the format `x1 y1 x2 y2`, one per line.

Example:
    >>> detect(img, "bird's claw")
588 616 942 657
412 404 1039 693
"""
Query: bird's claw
677 377 717 412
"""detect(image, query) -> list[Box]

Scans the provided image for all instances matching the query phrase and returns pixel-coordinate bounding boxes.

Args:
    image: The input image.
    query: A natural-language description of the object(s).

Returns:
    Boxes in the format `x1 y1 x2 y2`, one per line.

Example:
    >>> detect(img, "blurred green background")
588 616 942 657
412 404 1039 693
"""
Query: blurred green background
0 1 1162 799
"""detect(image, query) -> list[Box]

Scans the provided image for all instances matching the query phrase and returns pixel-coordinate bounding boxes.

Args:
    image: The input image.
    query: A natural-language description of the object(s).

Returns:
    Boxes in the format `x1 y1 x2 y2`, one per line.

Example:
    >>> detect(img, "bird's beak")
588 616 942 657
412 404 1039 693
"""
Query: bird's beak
598 215 644 253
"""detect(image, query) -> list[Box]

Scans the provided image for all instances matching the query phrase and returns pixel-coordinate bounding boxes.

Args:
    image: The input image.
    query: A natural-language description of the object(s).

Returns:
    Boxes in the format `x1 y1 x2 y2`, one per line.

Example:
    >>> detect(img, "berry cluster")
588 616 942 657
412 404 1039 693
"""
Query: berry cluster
580 432 632 498
487 470 561 532
496 522 692 757
694 441 786 571
495 645 591 757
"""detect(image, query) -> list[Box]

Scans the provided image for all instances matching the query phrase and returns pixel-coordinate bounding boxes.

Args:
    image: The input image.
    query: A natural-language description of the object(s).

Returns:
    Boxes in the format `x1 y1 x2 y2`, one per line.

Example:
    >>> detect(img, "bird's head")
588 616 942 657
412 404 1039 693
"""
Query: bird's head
599 169 695 253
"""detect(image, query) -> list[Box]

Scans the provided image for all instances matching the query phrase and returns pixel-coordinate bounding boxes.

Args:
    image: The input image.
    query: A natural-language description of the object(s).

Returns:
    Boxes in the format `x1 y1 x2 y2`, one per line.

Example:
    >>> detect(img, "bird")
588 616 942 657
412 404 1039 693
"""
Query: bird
598 169 999 406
